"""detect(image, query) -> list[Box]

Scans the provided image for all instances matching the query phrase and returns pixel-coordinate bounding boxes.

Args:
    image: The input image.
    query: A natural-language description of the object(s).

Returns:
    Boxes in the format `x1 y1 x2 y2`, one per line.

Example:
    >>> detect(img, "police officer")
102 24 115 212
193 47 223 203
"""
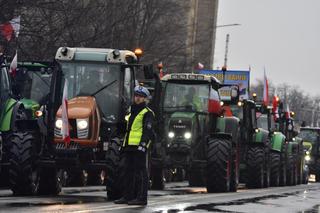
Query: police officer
114 86 155 206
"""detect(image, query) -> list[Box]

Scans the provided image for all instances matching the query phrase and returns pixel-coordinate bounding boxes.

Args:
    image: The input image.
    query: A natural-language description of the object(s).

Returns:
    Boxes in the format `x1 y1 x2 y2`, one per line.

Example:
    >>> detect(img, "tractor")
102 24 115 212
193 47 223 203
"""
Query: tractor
0 57 29 187
220 86 270 189
150 73 240 192
298 127 319 182
7 47 159 198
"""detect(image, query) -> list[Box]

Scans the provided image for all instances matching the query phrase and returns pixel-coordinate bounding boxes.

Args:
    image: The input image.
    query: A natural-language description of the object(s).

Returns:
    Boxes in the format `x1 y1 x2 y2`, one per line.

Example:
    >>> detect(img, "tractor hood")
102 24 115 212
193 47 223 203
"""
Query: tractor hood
20 98 40 111
56 96 96 119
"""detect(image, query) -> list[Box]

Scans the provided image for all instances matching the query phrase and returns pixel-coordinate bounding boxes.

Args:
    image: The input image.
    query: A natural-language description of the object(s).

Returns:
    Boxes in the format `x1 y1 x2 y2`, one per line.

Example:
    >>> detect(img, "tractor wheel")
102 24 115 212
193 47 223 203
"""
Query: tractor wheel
150 167 165 190
269 152 280 187
246 146 265 189
286 154 294 186
264 150 270 188
87 170 103 186
105 138 124 200
279 152 287 186
206 138 232 193
230 147 239 192
9 132 39 195
68 170 87 187
173 168 185 182
38 168 62 195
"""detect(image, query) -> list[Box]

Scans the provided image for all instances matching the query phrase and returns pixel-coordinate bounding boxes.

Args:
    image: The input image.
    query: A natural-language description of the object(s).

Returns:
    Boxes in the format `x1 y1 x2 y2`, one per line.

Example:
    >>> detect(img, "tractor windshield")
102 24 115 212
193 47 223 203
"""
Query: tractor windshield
60 62 120 122
17 68 52 104
163 82 209 113
298 129 319 143
257 114 268 130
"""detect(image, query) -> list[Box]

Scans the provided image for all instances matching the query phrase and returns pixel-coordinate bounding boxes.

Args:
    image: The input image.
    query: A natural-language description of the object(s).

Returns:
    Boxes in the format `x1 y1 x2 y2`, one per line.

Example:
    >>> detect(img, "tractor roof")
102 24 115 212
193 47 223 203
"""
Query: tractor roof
55 47 137 64
162 73 220 84
300 127 320 131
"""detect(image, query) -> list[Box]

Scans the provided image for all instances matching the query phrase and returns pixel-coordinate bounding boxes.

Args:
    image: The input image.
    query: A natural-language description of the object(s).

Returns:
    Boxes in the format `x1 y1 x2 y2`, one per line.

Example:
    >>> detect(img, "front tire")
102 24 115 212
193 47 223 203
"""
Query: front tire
269 152 280 186
206 138 232 193
246 146 265 189
38 168 62 195
9 132 39 195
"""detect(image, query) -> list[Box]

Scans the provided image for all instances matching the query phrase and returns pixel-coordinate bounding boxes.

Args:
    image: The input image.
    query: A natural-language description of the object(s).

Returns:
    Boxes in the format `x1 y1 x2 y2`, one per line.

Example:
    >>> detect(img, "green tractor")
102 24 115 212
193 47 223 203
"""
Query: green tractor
0 58 30 187
255 104 287 187
298 127 319 182
151 73 240 192
6 47 159 198
219 87 270 189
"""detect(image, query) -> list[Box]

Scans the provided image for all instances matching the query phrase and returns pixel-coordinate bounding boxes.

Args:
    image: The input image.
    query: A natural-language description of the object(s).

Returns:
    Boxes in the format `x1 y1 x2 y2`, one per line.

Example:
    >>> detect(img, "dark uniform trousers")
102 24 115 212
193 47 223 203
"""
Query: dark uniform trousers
123 151 148 201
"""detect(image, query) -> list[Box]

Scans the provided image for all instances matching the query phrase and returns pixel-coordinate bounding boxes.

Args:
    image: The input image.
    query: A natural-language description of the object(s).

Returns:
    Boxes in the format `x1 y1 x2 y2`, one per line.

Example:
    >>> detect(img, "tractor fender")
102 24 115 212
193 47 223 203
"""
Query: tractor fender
10 101 25 131
252 128 269 145
209 132 233 142
216 116 240 143
270 132 286 152
0 98 17 132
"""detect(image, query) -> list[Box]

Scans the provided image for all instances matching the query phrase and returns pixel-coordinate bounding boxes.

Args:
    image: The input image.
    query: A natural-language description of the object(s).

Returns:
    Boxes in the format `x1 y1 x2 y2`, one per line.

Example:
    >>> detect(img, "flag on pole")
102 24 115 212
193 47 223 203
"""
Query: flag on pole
9 51 17 77
158 62 164 79
197 62 204 70
284 102 291 119
0 16 21 41
61 79 70 146
263 70 269 106
272 89 280 121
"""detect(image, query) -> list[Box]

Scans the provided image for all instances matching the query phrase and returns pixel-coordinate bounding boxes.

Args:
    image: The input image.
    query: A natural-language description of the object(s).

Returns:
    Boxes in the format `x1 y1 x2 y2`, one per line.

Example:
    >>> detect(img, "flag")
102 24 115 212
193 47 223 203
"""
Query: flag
0 16 20 41
61 79 70 146
284 102 291 119
272 89 280 121
263 70 269 106
9 51 17 77
208 89 221 114
158 62 164 79
197 62 204 70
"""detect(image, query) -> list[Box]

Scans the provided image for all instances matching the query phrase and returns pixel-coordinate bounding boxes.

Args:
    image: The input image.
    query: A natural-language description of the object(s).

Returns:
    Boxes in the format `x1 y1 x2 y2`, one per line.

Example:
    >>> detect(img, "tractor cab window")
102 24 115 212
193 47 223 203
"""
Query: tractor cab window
0 66 10 104
16 68 52 104
163 82 209 113
257 114 268 130
123 67 134 104
298 130 319 143
60 62 121 123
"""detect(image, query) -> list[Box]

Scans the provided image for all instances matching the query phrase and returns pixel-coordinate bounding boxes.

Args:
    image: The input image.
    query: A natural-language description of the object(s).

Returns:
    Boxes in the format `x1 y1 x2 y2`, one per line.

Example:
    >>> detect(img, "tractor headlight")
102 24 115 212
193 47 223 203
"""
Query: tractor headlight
305 155 311 162
168 132 175 138
77 119 88 130
55 119 63 129
184 132 192 139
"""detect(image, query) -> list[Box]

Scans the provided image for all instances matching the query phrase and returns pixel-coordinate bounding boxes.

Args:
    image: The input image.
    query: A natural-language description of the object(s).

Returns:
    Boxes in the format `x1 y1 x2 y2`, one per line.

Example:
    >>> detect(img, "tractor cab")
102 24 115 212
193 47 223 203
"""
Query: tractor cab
53 47 145 147
161 73 222 159
12 62 53 118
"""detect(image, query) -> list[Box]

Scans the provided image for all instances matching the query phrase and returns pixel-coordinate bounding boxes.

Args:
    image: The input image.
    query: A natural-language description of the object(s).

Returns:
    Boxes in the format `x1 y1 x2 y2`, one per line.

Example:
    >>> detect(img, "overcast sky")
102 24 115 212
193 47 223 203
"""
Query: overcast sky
214 0 320 96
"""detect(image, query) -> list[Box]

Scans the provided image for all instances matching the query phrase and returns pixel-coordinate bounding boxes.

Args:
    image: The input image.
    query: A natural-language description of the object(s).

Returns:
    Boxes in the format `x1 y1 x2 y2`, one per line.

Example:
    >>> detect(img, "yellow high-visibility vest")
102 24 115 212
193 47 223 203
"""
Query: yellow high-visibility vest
124 107 154 146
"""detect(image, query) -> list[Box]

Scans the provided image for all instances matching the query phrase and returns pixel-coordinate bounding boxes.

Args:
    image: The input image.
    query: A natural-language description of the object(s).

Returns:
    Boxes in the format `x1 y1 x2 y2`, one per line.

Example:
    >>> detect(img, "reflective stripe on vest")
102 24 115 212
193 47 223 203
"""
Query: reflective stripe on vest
124 107 153 146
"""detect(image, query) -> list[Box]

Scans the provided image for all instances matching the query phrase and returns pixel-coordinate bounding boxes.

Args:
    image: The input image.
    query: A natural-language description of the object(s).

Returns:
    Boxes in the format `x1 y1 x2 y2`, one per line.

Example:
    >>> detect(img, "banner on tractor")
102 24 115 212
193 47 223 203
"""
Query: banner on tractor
199 70 250 100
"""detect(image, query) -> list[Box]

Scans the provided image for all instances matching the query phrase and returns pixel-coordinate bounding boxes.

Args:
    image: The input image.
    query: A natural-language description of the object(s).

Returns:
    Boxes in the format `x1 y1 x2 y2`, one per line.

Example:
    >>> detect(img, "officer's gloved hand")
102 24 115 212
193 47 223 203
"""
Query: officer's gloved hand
137 142 147 153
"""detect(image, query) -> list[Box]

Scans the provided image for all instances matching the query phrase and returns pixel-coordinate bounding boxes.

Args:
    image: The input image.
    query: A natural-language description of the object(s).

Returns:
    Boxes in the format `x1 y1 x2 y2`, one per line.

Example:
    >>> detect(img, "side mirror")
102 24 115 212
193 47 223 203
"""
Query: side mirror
143 65 154 79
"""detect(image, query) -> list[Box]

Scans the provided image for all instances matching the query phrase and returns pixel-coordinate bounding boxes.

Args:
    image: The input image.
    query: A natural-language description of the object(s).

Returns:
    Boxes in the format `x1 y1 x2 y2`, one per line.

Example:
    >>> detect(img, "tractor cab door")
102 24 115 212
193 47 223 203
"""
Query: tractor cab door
242 100 257 142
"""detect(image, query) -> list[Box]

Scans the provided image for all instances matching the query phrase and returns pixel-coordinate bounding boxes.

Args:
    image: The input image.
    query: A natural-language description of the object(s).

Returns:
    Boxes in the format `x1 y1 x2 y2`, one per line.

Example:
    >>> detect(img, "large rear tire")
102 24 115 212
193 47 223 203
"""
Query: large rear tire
246 146 265 189
206 138 232 193
9 132 39 195
269 152 280 187
286 154 295 186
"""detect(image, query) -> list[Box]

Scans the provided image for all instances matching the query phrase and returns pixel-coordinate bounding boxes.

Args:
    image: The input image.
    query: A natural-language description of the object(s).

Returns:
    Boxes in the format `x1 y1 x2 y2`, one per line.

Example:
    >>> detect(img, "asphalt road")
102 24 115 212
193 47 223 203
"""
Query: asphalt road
0 182 320 213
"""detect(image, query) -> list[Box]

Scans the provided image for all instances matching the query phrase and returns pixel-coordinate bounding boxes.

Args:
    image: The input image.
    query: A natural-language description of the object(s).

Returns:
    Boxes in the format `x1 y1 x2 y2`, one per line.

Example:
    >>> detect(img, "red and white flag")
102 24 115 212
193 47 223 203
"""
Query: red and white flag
263 71 269 106
208 89 221 114
61 79 70 146
272 89 280 121
284 102 291 119
0 16 20 41
197 62 204 70
9 51 17 77
158 62 164 79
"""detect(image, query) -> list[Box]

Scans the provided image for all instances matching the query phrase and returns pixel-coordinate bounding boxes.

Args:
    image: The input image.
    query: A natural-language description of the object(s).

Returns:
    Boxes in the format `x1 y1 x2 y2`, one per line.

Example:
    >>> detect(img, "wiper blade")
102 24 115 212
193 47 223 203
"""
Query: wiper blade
91 80 117 96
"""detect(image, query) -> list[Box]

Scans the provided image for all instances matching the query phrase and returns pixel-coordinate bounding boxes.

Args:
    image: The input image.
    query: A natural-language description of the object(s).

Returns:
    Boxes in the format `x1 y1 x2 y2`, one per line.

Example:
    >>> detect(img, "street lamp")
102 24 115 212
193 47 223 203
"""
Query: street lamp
211 23 241 69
